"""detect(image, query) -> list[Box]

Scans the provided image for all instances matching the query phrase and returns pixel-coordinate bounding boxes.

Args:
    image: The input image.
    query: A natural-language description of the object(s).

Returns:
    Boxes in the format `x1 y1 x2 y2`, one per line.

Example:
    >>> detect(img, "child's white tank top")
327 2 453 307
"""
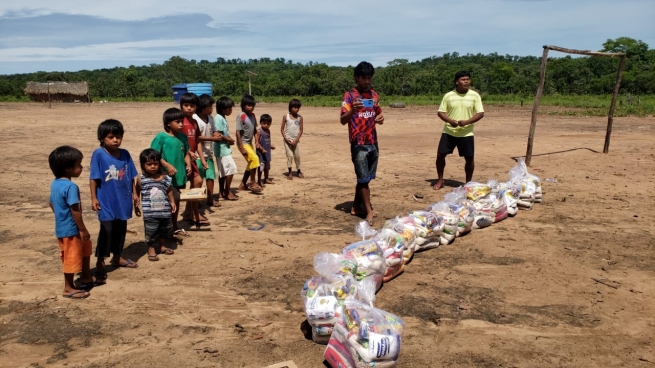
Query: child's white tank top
284 113 301 141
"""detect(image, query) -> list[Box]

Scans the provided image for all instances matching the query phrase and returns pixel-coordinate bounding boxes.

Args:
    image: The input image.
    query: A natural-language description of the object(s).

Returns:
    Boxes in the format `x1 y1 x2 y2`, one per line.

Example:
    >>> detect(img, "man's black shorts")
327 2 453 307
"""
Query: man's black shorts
437 133 474 157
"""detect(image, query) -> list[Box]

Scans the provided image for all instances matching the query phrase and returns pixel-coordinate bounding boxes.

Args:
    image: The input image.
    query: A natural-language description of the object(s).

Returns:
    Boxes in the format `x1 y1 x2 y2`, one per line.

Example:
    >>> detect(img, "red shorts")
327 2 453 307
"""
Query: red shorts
187 160 200 182
58 236 92 274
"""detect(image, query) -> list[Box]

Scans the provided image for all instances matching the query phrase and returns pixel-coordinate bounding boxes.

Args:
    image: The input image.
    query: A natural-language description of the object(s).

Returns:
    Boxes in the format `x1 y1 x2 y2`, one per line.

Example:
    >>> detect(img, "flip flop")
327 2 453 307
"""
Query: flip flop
159 247 174 255
148 254 159 261
63 290 90 299
115 259 138 268
174 229 189 236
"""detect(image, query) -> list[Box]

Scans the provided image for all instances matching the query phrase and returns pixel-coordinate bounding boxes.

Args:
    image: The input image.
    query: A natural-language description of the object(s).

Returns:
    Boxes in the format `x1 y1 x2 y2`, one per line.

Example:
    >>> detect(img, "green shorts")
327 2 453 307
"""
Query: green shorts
196 158 216 180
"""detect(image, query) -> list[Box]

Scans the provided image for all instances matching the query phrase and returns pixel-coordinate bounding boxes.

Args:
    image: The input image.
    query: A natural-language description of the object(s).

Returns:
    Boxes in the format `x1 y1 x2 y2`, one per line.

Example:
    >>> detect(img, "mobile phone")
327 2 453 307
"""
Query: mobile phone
361 99 374 108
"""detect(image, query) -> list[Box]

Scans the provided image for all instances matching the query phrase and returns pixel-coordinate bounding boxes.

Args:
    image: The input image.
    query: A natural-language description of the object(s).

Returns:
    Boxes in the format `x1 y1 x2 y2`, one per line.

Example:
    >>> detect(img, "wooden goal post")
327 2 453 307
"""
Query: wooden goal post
525 45 627 166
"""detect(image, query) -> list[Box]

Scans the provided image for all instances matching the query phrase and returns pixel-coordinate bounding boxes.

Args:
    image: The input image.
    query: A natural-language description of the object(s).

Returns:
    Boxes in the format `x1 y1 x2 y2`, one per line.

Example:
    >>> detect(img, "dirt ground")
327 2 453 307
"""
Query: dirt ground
0 101 653 368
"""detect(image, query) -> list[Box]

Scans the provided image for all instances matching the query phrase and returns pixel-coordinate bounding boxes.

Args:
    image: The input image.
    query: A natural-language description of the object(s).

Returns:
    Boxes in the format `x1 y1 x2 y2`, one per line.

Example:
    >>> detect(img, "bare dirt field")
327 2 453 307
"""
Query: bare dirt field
0 102 653 368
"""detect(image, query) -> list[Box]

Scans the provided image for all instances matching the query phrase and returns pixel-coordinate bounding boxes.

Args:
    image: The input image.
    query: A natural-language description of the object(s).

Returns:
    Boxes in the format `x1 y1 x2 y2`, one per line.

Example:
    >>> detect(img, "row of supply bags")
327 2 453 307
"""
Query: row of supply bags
301 158 542 367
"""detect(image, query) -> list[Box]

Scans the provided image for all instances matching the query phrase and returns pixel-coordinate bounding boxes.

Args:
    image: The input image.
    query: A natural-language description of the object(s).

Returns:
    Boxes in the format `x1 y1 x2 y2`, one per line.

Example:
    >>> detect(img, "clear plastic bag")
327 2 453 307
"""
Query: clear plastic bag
463 181 492 201
426 202 458 244
408 211 444 251
382 217 418 262
324 299 404 367
371 229 406 283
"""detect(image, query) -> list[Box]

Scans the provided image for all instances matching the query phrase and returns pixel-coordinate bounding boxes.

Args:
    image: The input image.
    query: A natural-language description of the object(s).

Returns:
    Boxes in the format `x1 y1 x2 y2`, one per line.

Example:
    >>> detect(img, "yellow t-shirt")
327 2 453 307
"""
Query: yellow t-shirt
438 90 484 137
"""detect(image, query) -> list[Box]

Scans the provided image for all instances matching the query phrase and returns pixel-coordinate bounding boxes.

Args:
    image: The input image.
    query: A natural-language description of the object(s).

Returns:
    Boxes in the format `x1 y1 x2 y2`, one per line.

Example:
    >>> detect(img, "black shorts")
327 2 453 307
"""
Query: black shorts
95 220 127 258
437 133 474 157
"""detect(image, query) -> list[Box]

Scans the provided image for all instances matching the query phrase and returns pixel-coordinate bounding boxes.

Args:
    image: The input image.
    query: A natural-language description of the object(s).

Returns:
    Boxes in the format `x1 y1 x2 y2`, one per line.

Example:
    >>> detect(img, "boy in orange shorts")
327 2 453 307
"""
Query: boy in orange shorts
49 146 94 299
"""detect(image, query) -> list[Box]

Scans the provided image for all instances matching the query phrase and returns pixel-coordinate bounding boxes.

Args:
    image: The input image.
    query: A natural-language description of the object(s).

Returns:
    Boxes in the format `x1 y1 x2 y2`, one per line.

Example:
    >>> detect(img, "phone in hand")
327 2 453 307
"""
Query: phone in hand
361 99 375 108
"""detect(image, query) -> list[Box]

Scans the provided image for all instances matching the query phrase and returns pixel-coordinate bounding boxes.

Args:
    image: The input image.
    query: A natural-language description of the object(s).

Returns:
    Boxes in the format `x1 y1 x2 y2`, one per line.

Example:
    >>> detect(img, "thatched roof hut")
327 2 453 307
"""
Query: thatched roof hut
24 82 91 103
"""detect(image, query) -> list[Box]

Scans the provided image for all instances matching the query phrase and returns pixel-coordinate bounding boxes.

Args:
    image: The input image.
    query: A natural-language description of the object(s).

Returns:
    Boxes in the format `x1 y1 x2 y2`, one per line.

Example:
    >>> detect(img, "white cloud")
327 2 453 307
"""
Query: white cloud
0 0 653 73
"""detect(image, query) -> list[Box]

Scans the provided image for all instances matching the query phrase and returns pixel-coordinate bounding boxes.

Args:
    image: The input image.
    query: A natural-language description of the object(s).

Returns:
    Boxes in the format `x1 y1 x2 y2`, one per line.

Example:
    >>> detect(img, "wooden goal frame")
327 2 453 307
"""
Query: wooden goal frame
525 45 627 166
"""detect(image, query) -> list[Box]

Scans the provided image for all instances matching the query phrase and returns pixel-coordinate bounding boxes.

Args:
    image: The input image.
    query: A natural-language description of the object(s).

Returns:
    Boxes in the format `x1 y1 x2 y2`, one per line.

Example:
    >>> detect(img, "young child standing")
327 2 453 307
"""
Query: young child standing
193 94 220 207
179 93 208 226
49 145 93 299
213 96 239 201
256 114 275 187
135 149 176 261
281 98 304 179
89 119 139 275
150 108 191 235
236 94 263 193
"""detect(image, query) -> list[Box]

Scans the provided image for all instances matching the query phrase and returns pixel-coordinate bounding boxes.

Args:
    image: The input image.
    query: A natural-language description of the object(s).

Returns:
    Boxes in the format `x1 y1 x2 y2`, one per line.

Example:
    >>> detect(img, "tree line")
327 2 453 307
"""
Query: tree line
0 37 652 99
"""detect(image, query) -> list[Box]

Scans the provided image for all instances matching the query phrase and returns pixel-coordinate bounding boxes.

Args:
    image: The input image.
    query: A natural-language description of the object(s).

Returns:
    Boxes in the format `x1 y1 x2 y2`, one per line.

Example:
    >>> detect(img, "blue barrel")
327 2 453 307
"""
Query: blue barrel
172 84 187 103
186 83 213 97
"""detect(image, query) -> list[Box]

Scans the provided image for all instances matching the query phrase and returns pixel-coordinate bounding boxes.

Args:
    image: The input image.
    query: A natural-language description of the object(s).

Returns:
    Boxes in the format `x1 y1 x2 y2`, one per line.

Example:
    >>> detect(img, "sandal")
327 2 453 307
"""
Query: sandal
63 290 90 299
174 229 189 236
159 248 174 255
148 254 159 261
247 184 263 193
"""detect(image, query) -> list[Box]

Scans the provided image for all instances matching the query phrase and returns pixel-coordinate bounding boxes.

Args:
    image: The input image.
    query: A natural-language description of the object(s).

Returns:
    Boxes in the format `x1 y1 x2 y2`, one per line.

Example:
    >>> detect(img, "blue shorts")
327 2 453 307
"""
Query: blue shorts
351 144 378 184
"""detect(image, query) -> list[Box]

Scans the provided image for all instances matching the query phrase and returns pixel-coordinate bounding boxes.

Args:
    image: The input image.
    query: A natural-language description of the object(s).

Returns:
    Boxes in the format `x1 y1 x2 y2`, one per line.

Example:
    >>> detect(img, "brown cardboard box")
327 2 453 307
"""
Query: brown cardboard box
179 187 207 201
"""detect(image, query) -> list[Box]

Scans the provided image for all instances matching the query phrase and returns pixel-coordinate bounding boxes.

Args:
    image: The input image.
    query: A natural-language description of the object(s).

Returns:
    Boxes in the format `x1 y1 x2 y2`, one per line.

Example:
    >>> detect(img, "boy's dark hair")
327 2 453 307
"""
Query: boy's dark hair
260 114 272 124
240 94 256 111
97 119 124 146
454 70 471 84
49 145 83 178
139 148 162 173
162 107 185 132
288 98 302 112
179 92 199 108
198 94 215 112
354 61 375 77
216 96 235 116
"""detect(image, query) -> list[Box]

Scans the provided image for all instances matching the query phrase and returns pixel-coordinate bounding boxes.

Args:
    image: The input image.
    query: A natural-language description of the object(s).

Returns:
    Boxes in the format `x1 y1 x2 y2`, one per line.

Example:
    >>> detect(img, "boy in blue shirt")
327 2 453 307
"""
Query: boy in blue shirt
90 119 139 275
49 146 93 299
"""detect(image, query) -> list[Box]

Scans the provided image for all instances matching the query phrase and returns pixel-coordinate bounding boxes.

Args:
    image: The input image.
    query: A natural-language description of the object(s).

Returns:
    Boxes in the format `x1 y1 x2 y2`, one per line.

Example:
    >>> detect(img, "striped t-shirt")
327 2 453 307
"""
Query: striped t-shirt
140 174 172 219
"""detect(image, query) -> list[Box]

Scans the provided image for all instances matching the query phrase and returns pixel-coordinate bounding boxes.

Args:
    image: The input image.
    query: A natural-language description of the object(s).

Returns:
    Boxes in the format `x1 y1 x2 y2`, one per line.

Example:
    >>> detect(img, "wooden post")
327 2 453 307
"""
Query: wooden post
48 82 51 109
525 46 549 166
603 55 627 153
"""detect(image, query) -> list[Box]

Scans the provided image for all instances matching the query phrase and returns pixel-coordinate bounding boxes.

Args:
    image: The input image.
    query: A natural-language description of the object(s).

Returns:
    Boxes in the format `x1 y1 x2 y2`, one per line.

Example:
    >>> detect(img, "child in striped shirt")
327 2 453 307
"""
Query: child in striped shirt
135 149 177 261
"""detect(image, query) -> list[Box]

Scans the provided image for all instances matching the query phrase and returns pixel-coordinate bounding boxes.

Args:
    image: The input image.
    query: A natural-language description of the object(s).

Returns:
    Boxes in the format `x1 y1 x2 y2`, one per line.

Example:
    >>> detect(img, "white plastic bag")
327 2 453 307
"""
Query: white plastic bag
426 202 458 244
371 229 406 283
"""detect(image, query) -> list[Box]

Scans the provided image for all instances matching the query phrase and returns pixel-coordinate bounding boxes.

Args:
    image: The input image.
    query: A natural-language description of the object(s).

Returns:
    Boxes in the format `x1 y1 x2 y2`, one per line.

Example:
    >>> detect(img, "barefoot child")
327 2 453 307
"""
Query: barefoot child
89 119 139 275
179 93 208 227
135 149 176 261
256 114 275 187
236 94 263 193
340 61 385 226
213 96 239 201
49 146 93 299
281 98 304 179
151 108 192 235
193 94 219 207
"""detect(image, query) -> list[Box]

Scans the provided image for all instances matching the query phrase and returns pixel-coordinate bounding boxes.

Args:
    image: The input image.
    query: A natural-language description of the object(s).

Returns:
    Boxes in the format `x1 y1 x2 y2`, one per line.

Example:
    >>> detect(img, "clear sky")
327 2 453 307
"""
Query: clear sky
0 0 653 75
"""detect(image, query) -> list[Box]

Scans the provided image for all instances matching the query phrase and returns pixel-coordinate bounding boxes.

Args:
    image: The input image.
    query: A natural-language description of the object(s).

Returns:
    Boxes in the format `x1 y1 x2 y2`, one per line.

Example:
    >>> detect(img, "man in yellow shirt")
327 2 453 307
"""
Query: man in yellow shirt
434 71 485 190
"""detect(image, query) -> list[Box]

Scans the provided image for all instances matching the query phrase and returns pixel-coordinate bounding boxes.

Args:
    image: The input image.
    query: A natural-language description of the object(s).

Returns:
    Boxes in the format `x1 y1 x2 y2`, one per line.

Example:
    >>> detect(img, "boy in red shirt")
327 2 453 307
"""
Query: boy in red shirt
340 61 384 226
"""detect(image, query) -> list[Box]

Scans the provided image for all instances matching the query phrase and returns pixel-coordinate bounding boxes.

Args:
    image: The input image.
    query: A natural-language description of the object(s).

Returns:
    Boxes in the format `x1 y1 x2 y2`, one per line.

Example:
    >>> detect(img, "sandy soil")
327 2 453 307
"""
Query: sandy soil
0 102 653 368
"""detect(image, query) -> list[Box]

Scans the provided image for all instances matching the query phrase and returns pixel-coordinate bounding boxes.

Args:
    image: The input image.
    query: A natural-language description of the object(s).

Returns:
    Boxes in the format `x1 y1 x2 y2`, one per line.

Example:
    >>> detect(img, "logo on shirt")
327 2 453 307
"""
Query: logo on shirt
105 164 126 182
359 111 376 119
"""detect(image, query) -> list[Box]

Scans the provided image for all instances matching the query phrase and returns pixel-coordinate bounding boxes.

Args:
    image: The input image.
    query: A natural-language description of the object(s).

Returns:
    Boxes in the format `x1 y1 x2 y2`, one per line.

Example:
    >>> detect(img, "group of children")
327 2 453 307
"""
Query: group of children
48 94 305 299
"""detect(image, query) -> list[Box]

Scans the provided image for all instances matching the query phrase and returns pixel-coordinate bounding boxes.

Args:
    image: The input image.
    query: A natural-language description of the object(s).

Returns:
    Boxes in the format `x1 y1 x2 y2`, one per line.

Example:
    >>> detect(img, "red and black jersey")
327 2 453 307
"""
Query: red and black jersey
340 88 382 145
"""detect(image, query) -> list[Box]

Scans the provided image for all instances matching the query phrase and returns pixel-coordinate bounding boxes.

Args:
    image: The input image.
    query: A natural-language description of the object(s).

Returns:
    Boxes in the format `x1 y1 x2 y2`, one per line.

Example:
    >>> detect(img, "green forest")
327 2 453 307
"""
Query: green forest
0 37 653 102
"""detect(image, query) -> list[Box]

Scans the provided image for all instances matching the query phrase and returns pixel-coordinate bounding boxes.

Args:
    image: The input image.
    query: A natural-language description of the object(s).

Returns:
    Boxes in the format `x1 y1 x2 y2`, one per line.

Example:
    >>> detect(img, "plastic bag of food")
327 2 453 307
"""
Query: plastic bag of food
470 198 495 230
382 217 418 263
408 210 444 251
324 299 404 368
301 273 377 344
314 249 385 292
371 228 406 283
426 202 458 245
497 181 520 216
463 181 492 201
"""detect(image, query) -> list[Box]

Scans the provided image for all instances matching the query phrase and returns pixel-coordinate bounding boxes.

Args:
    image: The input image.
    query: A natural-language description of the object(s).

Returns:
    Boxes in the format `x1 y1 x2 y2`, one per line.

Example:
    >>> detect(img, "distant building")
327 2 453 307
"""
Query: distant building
24 82 91 103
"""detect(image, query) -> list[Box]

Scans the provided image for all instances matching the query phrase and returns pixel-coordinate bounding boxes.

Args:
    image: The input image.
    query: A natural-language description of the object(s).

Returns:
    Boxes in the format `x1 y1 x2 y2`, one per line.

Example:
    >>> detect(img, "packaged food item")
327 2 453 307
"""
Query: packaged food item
371 228 406 283
426 202 458 244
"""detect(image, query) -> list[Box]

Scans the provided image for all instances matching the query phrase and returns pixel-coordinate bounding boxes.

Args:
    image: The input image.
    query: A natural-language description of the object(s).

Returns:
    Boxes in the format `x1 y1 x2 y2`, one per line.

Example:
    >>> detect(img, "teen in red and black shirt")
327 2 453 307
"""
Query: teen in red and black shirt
340 61 384 226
